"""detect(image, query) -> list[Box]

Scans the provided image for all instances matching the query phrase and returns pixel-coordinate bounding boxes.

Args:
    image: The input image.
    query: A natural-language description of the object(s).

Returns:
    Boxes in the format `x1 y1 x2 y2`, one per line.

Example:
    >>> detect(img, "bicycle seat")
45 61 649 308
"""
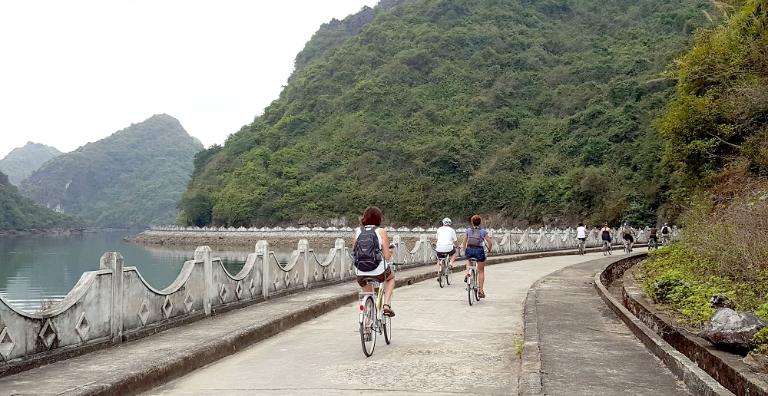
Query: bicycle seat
358 277 381 284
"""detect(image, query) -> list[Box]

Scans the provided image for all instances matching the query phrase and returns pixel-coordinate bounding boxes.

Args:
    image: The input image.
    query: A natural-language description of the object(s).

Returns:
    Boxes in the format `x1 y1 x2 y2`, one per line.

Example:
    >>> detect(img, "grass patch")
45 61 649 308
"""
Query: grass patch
640 244 768 327
514 337 524 356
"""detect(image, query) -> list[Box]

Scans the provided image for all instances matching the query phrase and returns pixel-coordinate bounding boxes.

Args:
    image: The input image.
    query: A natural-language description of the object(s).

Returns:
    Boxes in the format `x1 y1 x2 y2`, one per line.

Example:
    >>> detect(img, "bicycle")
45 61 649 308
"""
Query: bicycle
436 252 453 288
466 258 480 306
660 234 670 246
602 240 612 256
577 238 586 255
648 237 658 251
358 276 392 357
623 238 633 254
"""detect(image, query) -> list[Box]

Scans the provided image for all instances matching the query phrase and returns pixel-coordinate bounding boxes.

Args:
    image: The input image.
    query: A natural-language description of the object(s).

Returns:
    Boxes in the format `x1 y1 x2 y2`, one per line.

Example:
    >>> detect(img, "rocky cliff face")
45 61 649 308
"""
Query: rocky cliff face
20 114 203 227
0 142 61 185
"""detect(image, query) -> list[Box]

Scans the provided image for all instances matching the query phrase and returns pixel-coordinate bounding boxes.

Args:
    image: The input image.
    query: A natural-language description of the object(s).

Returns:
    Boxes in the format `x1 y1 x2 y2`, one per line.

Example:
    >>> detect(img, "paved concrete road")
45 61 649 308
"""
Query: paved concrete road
147 253 607 396
534 258 690 395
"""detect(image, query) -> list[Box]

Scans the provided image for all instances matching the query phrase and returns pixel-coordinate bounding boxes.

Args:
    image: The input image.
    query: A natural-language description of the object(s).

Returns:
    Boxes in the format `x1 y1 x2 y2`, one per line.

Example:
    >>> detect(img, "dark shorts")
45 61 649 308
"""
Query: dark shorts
649 235 658 242
465 246 486 262
578 237 586 242
436 248 456 258
623 234 634 243
356 267 393 287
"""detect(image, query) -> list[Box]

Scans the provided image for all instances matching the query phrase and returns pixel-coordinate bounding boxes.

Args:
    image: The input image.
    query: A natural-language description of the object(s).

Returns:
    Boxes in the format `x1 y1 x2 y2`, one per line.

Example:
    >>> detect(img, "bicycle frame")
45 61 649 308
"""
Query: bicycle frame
359 280 385 324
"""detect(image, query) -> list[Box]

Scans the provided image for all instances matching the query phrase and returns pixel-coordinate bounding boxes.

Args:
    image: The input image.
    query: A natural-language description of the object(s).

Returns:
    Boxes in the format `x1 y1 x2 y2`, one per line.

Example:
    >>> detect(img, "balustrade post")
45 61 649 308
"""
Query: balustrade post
256 240 270 299
335 238 346 281
298 239 309 288
195 246 213 315
100 252 124 344
419 234 430 263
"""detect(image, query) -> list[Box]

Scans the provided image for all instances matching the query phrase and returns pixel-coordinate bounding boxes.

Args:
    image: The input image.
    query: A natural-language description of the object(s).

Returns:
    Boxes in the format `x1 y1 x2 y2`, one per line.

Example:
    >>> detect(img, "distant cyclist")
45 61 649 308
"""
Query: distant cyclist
462 215 493 299
648 225 658 246
435 217 458 281
600 223 612 249
576 222 587 247
620 222 635 252
352 206 396 317
660 223 671 245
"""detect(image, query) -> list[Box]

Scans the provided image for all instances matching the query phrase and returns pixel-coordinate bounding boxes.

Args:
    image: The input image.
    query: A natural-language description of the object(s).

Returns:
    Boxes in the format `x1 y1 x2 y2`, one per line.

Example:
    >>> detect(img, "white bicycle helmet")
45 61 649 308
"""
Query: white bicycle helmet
442 217 452 226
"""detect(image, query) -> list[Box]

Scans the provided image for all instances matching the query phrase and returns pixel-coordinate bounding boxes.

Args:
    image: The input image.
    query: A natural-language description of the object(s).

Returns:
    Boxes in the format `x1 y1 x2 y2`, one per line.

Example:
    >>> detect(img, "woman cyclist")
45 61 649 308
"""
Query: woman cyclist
600 223 612 250
352 206 396 317
462 215 493 299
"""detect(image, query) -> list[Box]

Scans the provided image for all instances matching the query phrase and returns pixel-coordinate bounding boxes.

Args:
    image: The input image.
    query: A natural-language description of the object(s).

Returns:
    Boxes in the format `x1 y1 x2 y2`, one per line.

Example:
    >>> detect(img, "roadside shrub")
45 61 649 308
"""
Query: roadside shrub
753 327 768 355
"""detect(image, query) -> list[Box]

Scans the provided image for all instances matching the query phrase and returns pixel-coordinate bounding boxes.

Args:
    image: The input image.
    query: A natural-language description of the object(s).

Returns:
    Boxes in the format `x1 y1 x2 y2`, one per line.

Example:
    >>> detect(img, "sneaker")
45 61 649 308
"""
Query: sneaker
478 290 486 299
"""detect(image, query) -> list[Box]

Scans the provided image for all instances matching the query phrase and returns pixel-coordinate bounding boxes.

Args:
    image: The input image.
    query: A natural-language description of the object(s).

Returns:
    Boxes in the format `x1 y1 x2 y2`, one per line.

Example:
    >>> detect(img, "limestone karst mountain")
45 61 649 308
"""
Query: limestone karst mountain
0 142 61 186
180 0 713 227
20 114 203 228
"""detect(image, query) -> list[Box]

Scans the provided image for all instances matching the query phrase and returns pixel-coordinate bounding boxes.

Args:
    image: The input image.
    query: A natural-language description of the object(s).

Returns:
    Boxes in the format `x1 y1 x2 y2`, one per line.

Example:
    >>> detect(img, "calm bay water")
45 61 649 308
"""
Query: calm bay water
0 231 263 312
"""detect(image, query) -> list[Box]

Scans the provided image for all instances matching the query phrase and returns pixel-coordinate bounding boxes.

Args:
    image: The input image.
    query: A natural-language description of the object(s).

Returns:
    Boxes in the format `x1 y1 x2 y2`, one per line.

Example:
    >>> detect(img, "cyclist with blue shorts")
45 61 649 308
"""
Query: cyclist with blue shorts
462 215 493 299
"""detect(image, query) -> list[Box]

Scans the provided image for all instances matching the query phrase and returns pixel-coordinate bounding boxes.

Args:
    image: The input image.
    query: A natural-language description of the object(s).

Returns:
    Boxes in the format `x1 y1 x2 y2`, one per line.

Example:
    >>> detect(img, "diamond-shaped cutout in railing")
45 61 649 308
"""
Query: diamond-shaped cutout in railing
137 300 150 326
75 313 90 342
162 296 173 319
293 271 300 285
313 268 320 281
39 319 57 350
235 282 244 300
219 284 228 303
284 272 291 288
331 265 337 277
184 293 194 313
0 327 14 360
323 267 330 280
248 279 257 297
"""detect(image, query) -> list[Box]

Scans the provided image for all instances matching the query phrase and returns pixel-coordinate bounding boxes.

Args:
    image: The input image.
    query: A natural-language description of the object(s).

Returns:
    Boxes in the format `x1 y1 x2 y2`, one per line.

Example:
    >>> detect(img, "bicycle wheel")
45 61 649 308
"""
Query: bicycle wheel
383 314 392 345
445 263 452 285
437 259 445 288
467 273 474 306
473 269 480 302
359 297 376 357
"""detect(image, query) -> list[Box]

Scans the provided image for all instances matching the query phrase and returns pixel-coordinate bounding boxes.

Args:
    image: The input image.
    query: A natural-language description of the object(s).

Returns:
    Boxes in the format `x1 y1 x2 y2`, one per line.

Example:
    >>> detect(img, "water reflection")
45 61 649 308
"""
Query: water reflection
0 231 319 312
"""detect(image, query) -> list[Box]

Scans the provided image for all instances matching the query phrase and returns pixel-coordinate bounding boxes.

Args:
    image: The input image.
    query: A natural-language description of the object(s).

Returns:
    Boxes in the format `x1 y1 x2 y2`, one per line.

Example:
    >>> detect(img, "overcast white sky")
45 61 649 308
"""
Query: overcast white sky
0 0 378 158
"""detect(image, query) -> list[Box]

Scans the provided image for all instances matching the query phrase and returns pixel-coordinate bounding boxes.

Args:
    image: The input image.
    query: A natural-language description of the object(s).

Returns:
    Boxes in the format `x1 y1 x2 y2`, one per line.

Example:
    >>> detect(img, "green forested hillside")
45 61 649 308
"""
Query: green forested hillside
639 0 768 338
0 170 79 230
182 0 712 227
0 142 61 186
21 115 203 228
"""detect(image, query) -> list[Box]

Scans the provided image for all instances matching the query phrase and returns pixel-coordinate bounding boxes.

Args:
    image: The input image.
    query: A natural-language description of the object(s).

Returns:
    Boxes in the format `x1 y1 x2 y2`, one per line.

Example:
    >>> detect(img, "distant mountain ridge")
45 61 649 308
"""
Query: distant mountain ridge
0 169 79 230
20 114 204 227
0 142 61 185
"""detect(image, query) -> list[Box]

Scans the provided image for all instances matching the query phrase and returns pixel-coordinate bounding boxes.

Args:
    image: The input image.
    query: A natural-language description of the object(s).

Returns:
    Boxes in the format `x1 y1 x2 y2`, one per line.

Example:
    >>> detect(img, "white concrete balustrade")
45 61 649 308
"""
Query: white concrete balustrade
0 226 675 367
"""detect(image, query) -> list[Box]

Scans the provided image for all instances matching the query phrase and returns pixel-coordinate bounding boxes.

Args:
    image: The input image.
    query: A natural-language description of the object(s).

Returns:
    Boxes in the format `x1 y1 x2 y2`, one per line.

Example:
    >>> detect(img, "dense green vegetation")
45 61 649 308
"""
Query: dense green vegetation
21 115 203 228
641 0 768 353
0 170 80 230
659 0 768 211
181 0 712 227
0 142 61 186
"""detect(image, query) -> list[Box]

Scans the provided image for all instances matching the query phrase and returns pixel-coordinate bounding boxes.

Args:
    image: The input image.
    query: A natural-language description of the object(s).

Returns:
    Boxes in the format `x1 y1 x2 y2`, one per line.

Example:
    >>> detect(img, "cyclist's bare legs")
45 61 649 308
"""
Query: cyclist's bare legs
360 273 395 307
383 276 395 306
478 262 486 294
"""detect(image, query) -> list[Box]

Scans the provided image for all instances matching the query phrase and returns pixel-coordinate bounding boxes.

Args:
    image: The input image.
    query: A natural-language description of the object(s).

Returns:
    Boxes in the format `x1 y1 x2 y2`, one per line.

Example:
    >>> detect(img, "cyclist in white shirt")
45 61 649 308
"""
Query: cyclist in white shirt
435 217 458 280
576 222 587 246
576 223 587 240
